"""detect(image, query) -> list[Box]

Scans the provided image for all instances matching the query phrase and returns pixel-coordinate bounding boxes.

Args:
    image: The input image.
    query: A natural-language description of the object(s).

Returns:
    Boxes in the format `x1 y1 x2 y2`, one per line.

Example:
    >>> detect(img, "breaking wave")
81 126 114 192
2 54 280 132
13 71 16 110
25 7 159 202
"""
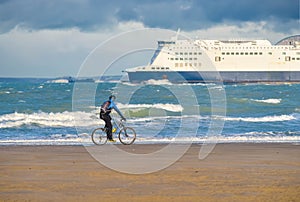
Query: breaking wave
117 103 183 112
222 114 296 122
0 111 101 129
251 98 282 104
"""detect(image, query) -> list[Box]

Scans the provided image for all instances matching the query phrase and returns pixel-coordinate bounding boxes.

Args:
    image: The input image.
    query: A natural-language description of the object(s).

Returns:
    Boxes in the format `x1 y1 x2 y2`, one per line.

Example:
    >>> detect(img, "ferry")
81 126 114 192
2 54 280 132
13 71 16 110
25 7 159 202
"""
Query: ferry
125 35 300 83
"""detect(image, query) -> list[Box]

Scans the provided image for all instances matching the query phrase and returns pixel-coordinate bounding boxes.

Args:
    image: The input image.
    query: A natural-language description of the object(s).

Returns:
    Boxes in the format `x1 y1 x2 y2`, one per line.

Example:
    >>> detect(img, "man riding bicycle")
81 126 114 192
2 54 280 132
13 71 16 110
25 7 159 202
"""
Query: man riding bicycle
100 95 126 142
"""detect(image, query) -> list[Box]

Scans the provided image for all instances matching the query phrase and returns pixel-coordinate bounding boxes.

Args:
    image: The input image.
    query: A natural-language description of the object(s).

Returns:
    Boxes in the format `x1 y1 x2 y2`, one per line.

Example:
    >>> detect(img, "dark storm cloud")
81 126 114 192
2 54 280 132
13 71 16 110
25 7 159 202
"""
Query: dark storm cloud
0 0 298 32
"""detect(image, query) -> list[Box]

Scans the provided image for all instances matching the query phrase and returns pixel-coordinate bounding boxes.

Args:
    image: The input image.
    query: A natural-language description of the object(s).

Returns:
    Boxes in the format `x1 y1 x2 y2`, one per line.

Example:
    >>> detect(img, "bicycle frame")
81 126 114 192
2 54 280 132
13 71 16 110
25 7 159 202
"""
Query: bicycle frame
92 113 136 145
111 116 125 134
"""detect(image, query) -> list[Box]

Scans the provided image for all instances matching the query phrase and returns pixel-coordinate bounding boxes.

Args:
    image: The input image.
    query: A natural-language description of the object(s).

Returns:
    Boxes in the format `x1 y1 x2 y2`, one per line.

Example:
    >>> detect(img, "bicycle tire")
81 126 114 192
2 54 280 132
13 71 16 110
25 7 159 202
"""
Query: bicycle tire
119 127 136 145
91 128 107 145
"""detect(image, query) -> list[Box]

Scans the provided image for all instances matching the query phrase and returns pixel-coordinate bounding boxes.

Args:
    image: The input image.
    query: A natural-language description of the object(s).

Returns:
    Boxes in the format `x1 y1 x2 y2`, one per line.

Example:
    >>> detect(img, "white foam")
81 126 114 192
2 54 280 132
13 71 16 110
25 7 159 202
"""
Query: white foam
117 103 183 112
143 79 172 85
222 114 296 122
251 98 281 104
1 134 299 146
47 79 69 83
0 111 102 129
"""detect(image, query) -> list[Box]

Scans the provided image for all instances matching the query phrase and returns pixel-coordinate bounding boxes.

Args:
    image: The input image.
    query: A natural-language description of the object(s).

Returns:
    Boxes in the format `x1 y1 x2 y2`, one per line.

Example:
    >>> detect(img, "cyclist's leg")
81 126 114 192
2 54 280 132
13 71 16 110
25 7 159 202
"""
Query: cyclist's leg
102 114 113 140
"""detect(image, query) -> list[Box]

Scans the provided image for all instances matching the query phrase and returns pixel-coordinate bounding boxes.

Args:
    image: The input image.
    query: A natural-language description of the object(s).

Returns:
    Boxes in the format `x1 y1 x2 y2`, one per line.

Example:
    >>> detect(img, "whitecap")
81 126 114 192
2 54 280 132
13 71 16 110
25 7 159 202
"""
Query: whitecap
251 98 281 104
48 79 69 83
117 103 183 112
222 114 295 122
0 111 102 129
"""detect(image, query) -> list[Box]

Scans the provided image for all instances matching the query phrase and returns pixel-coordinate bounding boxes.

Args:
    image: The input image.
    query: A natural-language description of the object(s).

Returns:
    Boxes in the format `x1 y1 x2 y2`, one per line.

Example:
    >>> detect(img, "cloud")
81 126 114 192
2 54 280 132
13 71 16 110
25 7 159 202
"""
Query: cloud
0 21 148 77
184 21 296 44
0 0 298 77
0 0 298 33
0 20 297 77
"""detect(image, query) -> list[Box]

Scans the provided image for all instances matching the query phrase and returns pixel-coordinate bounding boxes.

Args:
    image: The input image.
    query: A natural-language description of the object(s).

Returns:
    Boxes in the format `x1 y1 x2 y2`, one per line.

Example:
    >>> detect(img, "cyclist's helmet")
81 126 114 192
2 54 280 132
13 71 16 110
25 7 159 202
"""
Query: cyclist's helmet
109 95 116 101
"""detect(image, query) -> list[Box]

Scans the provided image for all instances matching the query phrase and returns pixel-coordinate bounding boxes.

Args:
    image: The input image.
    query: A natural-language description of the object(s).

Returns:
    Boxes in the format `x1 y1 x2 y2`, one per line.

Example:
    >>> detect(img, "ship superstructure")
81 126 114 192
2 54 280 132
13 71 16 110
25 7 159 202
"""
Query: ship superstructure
125 35 300 83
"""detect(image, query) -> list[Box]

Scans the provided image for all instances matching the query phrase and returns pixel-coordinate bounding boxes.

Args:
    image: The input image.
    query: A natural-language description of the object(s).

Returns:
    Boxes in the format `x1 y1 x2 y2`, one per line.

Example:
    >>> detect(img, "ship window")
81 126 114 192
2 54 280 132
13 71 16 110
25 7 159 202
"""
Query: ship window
175 58 178 60
268 52 272 55
156 67 160 69
180 63 183 67
189 58 193 60
222 52 225 55
161 67 165 70
185 63 188 66
240 52 244 55
236 52 239 55
194 52 197 55
250 52 253 55
175 63 178 67
215 56 221 62
231 52 234 55
189 52 192 55
175 52 178 55
180 58 183 60
282 52 286 55
297 58 300 60
297 52 300 55
170 58 174 60
194 58 197 60
245 52 248 55
198 52 202 55
184 52 188 55
226 52 230 55
166 67 170 69
151 67 155 70
292 58 295 60
180 52 183 55
285 56 290 61
254 52 258 55
259 52 262 55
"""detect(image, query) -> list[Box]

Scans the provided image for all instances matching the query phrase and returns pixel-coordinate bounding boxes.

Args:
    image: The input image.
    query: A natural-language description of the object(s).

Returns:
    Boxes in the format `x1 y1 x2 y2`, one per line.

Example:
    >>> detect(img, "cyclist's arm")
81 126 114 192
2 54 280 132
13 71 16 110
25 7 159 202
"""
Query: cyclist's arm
110 101 126 120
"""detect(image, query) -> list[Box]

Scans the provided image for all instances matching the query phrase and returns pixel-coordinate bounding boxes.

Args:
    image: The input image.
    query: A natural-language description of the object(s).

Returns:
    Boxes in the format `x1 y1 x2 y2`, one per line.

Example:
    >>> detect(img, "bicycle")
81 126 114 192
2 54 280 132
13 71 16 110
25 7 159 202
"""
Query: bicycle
92 116 136 145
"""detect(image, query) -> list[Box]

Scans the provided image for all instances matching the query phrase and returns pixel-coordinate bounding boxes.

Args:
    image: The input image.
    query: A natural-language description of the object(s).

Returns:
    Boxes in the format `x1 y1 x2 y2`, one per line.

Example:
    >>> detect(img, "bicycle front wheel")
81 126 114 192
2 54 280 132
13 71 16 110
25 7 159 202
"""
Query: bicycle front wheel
91 128 107 145
119 127 136 145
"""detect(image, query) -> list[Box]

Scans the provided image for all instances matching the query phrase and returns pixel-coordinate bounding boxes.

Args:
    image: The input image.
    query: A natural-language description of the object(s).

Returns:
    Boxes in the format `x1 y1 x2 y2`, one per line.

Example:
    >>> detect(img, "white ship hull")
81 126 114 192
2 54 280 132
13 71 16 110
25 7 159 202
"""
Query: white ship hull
127 71 300 83
126 36 300 83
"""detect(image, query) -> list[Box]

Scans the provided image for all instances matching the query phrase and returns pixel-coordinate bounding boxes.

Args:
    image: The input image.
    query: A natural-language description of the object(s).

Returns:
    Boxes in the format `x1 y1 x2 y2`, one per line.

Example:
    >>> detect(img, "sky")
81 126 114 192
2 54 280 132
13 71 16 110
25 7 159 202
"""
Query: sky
0 0 299 77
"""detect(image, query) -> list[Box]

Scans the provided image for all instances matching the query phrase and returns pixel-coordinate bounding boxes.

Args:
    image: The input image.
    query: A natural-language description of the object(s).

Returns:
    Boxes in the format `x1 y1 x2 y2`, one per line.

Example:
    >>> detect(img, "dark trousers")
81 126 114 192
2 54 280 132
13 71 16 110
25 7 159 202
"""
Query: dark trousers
100 113 113 140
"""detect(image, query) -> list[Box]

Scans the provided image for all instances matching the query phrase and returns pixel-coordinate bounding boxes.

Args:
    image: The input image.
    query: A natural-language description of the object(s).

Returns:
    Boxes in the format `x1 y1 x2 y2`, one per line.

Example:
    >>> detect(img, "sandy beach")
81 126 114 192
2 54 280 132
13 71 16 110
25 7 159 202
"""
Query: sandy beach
0 143 299 202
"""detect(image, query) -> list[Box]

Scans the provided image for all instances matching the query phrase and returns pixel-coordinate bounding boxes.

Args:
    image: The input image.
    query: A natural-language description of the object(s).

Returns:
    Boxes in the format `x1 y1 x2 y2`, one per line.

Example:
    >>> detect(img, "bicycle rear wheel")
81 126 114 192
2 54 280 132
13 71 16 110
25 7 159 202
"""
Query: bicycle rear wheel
119 127 136 145
92 128 107 145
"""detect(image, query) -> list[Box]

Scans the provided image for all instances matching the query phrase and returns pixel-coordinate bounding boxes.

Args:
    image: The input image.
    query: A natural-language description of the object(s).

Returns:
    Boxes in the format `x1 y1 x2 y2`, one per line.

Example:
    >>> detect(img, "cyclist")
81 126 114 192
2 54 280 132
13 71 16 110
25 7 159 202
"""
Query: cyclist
100 95 126 142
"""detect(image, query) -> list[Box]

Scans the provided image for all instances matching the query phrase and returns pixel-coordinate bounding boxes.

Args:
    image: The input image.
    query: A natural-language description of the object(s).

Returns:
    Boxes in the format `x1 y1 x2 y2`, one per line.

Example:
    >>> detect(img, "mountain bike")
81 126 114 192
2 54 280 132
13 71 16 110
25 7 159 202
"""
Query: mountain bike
92 116 136 145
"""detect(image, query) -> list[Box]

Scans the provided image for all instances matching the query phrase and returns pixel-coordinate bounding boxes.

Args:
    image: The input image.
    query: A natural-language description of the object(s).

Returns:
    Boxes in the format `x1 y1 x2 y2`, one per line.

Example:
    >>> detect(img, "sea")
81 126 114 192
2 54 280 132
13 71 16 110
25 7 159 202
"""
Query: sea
0 77 299 145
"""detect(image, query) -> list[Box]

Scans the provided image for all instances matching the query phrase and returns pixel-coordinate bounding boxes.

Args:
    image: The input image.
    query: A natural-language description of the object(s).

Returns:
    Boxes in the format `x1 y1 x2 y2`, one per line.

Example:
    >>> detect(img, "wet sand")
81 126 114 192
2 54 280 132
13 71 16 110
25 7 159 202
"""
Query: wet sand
0 143 299 201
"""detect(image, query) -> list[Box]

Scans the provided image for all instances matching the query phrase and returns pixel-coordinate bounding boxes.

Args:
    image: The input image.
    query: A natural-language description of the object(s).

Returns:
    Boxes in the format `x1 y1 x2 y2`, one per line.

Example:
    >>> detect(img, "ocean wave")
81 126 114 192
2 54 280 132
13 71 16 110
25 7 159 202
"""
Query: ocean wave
0 111 102 129
143 79 173 85
47 79 70 83
1 110 298 130
251 98 281 104
117 103 183 112
121 80 216 87
0 134 299 145
222 114 296 122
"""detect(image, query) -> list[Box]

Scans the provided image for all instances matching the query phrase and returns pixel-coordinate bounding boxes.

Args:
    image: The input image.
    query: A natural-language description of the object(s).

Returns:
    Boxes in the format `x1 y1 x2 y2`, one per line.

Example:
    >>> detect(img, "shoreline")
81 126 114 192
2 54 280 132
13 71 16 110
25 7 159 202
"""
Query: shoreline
1 143 299 201
0 139 299 146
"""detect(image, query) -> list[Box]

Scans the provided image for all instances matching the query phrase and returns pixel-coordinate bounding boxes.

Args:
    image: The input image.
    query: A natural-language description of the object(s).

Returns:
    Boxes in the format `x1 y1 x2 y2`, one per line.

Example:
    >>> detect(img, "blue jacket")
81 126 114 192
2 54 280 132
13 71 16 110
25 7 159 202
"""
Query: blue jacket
101 98 126 120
